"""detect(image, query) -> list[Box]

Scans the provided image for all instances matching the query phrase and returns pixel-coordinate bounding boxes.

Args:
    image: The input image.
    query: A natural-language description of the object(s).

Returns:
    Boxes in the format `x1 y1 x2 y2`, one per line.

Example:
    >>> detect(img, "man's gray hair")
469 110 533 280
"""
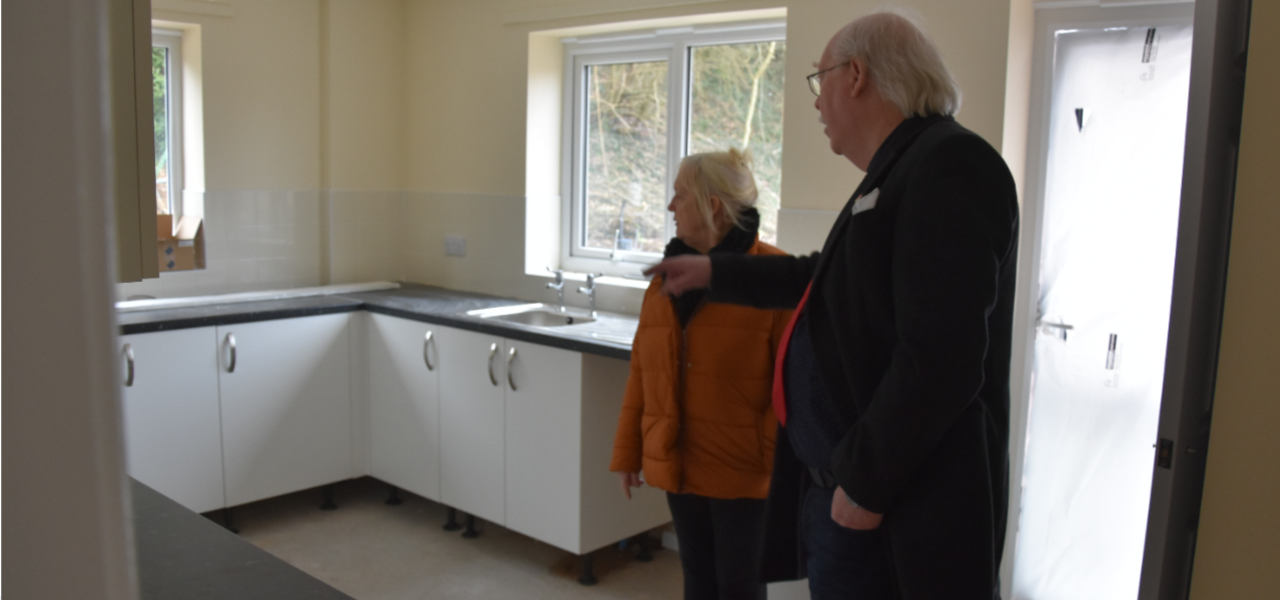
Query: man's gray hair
832 10 961 117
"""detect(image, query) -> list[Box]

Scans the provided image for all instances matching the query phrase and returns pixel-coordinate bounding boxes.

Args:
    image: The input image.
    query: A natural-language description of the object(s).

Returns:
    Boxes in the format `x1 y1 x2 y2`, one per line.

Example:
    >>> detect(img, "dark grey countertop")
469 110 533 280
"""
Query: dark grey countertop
117 295 366 334
118 284 635 361
131 478 354 600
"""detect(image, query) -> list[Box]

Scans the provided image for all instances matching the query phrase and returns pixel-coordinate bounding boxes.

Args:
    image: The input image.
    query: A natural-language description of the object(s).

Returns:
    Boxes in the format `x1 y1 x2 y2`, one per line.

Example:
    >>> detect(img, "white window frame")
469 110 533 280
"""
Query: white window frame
152 28 184 218
559 20 786 276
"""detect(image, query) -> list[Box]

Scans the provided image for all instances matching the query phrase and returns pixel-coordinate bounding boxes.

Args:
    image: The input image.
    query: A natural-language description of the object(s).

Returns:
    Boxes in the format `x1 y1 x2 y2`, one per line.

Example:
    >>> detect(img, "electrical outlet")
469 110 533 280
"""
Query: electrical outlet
444 235 466 257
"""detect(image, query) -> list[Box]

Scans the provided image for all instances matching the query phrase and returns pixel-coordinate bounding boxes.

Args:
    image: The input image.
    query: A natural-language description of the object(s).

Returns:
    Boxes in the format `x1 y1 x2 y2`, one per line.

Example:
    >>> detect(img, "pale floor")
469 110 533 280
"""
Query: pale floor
228 477 685 600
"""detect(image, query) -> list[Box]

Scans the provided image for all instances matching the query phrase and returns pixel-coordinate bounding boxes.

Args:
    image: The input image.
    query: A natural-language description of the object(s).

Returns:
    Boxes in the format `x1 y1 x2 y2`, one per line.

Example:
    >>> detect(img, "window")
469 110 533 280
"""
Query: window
152 28 184 218
560 22 786 273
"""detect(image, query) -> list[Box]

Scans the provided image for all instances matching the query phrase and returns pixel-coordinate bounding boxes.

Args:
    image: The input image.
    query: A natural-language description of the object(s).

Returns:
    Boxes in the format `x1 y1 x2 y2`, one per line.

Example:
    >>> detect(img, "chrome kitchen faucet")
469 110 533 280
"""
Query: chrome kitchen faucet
577 272 603 318
546 267 566 312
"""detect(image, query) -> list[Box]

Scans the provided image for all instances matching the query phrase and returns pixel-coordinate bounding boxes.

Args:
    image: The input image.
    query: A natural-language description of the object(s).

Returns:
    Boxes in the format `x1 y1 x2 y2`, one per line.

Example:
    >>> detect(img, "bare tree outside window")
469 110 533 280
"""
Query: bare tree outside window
689 41 785 244
584 61 669 254
567 25 786 268
153 45 171 215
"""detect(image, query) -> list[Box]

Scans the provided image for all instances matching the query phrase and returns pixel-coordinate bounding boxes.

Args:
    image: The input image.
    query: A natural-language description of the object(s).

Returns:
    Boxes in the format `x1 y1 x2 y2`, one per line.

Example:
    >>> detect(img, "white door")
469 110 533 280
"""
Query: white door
1012 19 1194 600
218 314 354 507
120 327 224 513
368 313 442 501
436 326 506 525
504 340 583 552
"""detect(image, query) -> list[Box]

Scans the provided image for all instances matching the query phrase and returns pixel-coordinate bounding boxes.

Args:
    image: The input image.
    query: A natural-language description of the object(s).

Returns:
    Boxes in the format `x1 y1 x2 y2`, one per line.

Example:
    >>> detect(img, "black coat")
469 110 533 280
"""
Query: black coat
709 115 1019 599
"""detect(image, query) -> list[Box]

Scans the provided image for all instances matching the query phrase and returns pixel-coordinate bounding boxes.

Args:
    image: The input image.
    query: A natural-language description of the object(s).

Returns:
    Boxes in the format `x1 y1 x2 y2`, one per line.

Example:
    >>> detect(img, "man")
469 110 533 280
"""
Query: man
647 11 1019 600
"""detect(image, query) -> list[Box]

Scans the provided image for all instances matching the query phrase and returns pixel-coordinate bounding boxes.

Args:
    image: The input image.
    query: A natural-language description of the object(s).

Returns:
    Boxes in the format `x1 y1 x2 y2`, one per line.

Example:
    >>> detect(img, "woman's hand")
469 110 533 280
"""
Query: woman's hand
617 471 643 499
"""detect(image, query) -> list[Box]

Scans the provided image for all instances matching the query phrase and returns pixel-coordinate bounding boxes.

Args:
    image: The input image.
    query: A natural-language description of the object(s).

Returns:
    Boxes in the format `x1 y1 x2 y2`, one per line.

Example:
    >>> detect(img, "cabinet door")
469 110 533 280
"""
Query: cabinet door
218 314 353 507
436 326 506 525
368 313 441 501
504 341 583 552
120 327 224 513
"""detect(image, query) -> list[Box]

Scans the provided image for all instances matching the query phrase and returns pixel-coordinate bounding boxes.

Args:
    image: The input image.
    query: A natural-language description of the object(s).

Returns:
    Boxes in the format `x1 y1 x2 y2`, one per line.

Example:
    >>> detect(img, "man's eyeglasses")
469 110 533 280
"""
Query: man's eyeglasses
806 63 847 96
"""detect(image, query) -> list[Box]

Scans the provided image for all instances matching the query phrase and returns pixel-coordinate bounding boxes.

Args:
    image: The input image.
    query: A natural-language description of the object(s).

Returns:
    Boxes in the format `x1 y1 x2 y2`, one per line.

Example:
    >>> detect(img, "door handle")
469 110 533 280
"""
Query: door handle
225 333 237 373
123 343 135 387
1036 319 1074 340
487 343 499 386
507 346 518 391
423 331 435 371
1037 320 1074 330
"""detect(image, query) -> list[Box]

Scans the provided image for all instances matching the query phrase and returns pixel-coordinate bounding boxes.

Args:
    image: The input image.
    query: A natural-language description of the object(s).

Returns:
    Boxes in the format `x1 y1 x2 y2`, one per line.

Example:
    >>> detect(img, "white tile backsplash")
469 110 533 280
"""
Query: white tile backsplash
116 190 323 300
117 188 646 315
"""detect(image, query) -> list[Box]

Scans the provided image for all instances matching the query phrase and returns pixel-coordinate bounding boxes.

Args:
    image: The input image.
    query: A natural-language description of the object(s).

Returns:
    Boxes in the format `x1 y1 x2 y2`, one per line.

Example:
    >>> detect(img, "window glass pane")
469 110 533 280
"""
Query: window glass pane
688 41 786 244
152 46 171 215
583 61 668 254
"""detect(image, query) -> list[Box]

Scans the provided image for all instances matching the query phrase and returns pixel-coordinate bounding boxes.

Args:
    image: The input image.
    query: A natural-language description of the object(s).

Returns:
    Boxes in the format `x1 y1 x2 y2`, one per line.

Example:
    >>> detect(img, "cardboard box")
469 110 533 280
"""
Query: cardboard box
157 213 174 240
157 215 205 272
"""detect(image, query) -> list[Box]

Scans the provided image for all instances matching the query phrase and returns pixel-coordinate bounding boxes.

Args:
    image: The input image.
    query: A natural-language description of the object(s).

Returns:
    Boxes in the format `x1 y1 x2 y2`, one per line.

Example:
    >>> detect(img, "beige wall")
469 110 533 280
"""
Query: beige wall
396 0 1011 309
152 0 405 192
196 0 322 190
121 0 409 298
123 0 1016 314
780 0 1012 211
327 0 406 191
1188 0 1280 596
402 0 1011 206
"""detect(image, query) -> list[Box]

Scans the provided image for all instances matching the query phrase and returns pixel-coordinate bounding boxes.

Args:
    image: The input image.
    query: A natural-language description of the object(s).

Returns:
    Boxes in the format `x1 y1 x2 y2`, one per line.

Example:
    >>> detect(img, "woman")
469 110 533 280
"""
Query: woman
611 149 791 600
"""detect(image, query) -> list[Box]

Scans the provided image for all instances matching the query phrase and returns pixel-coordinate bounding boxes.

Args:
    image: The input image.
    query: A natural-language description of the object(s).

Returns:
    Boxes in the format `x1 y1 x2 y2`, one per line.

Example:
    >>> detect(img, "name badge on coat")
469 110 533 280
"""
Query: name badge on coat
852 188 879 216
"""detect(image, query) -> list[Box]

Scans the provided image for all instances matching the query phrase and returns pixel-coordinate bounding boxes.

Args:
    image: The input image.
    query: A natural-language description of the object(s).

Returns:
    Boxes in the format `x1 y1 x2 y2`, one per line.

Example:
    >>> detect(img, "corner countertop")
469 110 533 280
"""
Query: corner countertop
117 284 636 361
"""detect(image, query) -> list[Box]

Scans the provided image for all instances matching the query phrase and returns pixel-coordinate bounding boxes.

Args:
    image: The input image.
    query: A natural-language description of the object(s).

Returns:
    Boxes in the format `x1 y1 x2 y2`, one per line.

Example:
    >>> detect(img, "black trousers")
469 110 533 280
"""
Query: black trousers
801 485 893 600
666 492 769 600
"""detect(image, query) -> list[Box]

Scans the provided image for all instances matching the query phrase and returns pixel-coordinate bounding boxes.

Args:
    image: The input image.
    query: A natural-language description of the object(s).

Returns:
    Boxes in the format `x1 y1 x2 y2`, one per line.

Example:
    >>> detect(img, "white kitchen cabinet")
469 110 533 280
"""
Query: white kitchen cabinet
119 300 666 560
503 339 583 550
506 348 670 554
367 313 442 502
119 327 224 513
217 313 354 507
435 326 508 526
419 324 669 554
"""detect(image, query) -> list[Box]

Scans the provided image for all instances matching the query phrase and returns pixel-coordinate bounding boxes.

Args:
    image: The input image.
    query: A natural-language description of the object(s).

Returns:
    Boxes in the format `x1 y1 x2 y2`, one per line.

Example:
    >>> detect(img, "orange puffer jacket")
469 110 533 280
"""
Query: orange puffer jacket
610 239 792 499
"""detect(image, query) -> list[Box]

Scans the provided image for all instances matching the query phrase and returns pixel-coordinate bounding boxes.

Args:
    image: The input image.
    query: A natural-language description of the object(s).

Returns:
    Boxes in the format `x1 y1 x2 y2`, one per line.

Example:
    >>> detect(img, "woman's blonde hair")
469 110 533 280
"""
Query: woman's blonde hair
678 148 759 234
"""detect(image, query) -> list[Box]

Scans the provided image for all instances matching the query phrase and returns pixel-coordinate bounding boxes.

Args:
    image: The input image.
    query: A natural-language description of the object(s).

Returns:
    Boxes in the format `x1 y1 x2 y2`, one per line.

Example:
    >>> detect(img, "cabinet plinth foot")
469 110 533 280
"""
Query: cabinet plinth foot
636 533 653 562
385 485 403 506
443 507 462 531
461 514 480 538
578 553 598 586
320 485 338 511
222 508 240 534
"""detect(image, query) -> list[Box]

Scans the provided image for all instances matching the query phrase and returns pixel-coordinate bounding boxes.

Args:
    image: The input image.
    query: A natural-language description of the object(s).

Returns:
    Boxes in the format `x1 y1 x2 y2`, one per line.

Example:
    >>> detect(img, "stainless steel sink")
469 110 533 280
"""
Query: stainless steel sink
466 303 597 327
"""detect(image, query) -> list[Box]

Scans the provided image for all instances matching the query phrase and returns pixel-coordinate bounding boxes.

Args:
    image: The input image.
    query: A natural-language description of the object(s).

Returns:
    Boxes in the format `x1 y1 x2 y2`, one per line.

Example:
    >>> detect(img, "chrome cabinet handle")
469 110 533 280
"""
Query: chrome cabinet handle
487 343 499 386
423 331 435 371
507 347 518 391
123 344 135 387
226 333 237 373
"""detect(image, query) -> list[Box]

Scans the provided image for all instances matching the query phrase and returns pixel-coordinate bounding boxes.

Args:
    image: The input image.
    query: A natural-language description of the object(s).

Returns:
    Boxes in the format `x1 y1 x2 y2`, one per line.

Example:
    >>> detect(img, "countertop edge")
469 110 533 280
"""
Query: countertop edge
131 478 355 600
117 288 633 361
360 304 632 361
119 302 364 335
